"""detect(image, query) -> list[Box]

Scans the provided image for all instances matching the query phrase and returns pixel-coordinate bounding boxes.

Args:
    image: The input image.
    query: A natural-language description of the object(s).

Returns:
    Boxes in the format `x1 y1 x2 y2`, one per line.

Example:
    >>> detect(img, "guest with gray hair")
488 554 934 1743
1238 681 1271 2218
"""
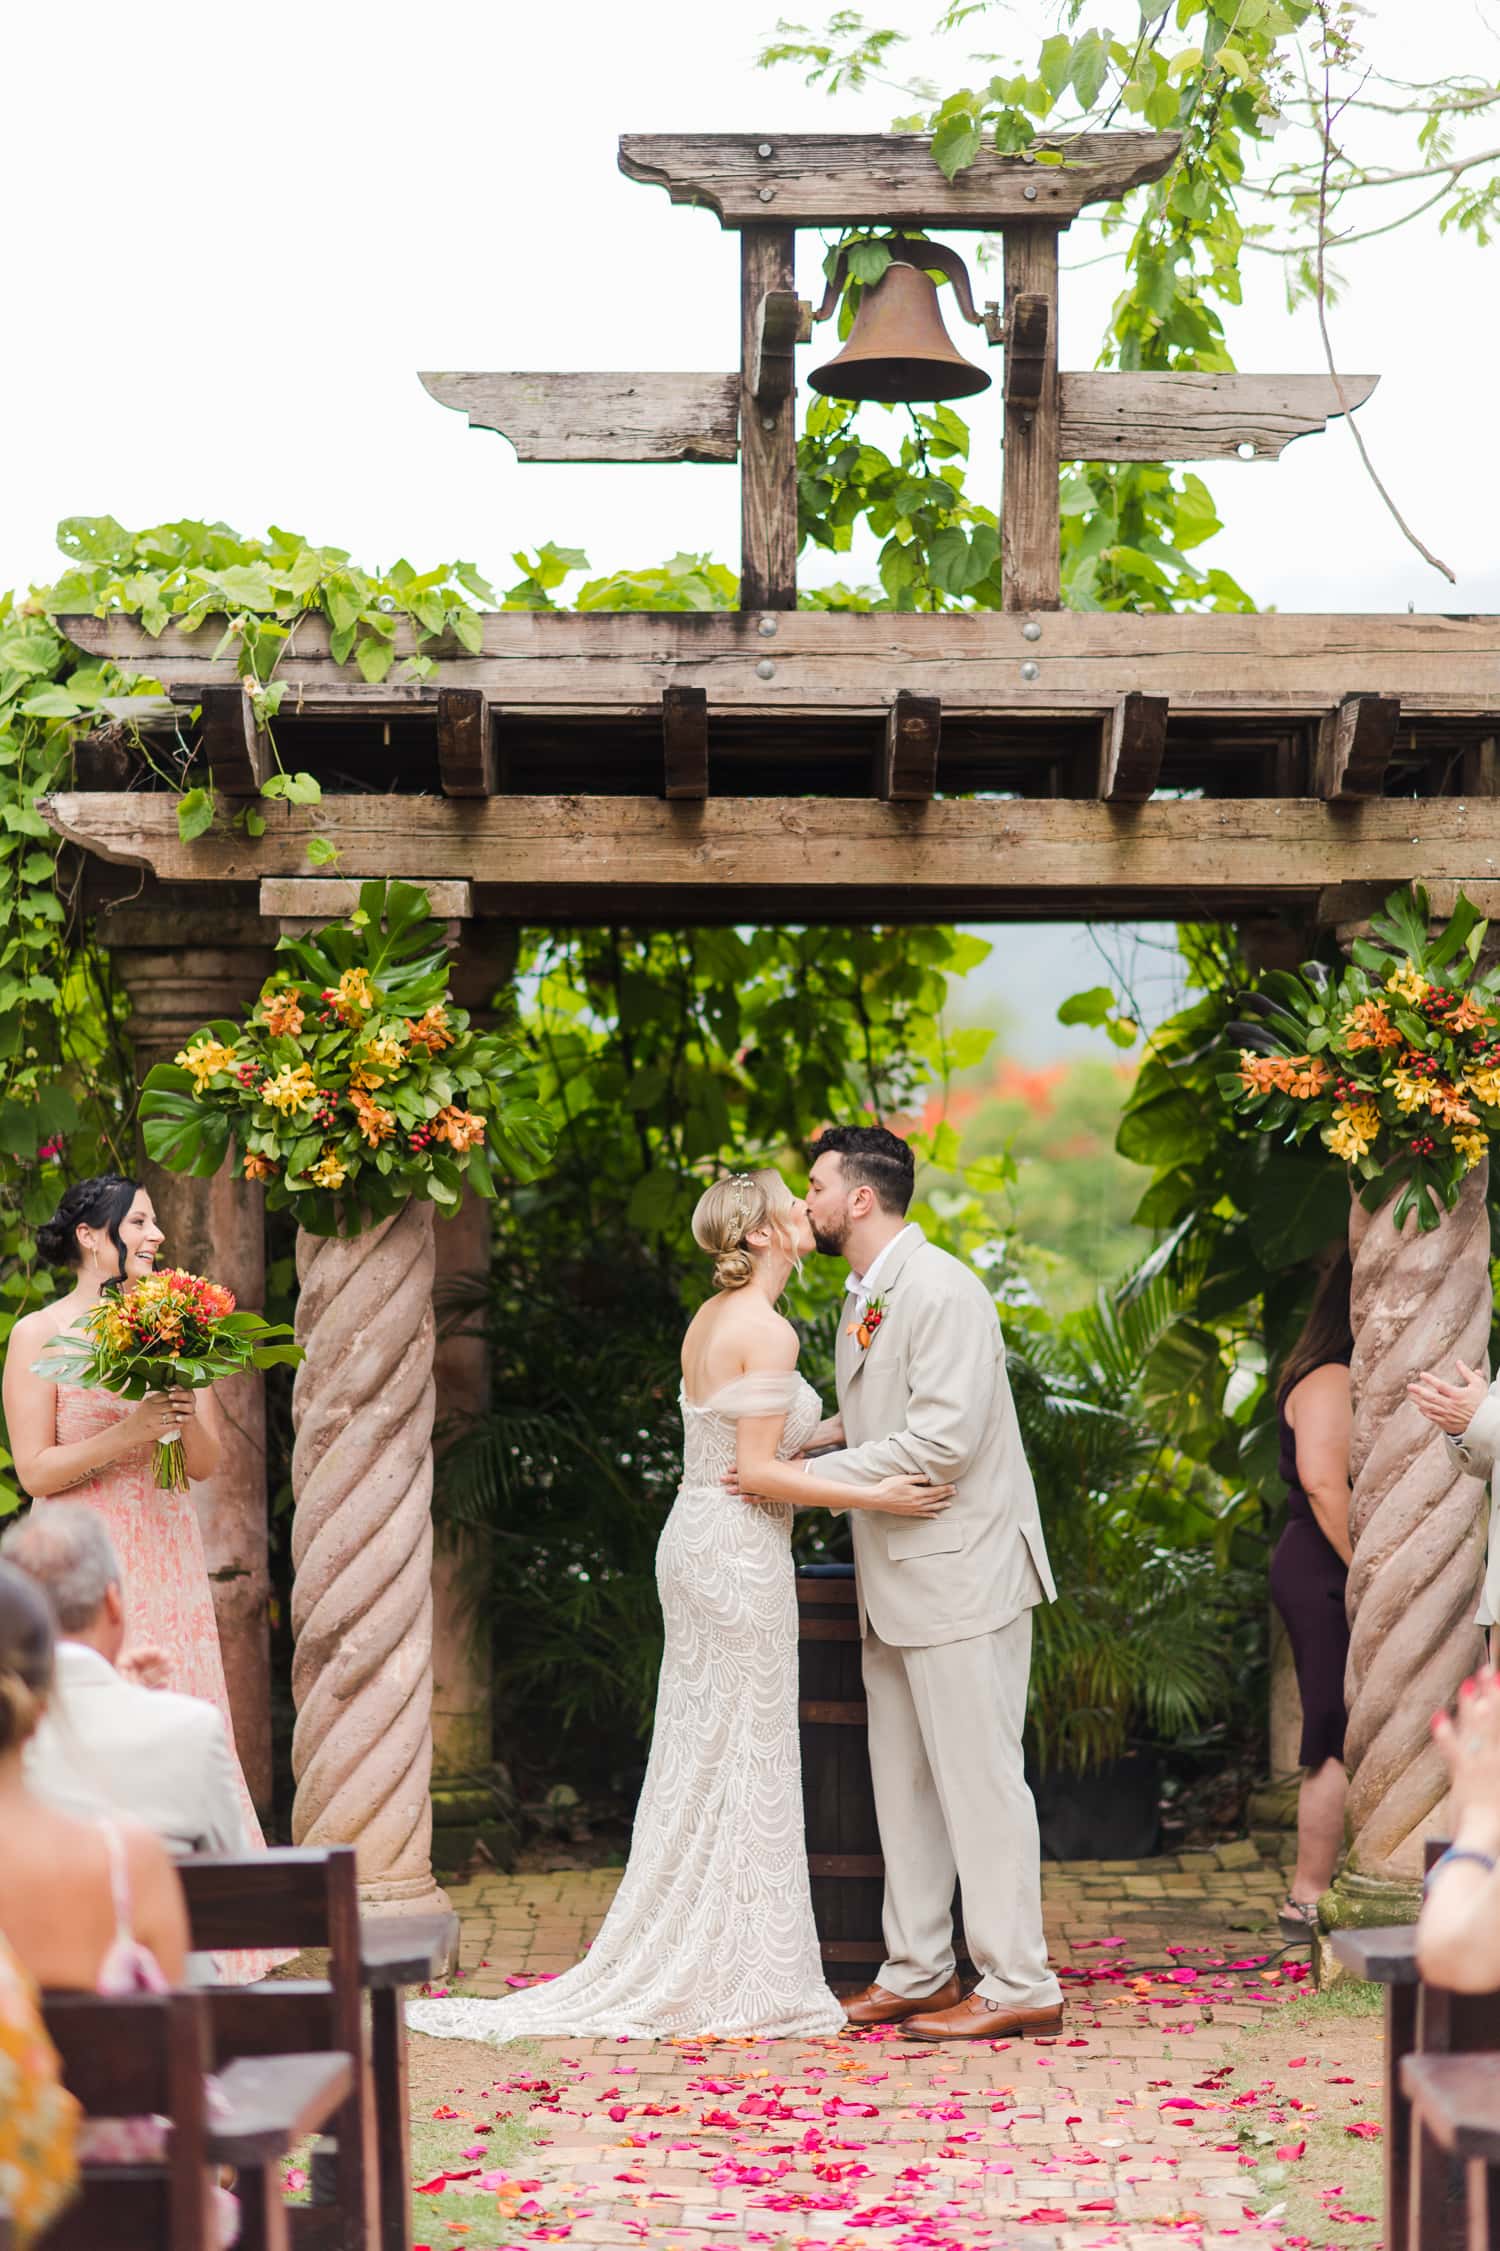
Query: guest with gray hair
0 1504 246 1857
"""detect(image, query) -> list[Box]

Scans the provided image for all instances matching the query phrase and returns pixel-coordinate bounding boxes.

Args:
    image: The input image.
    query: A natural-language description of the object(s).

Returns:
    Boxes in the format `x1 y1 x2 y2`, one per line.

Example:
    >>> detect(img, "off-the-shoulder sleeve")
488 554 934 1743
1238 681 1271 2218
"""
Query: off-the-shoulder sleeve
696 1372 806 1419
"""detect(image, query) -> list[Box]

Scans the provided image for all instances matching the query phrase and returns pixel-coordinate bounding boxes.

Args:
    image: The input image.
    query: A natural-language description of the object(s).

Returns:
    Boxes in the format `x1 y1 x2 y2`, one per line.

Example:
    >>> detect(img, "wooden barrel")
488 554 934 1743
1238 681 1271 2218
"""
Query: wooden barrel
796 1565 885 1991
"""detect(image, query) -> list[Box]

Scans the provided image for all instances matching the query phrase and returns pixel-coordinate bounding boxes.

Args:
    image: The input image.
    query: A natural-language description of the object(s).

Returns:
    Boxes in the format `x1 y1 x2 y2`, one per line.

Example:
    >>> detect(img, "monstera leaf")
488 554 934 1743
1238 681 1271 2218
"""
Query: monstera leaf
140 1065 233 1177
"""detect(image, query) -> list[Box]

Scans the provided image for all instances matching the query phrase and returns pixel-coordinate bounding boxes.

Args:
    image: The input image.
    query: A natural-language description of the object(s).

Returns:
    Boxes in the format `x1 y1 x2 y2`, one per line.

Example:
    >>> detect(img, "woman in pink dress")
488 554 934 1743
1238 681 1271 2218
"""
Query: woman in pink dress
3 1175 282 1980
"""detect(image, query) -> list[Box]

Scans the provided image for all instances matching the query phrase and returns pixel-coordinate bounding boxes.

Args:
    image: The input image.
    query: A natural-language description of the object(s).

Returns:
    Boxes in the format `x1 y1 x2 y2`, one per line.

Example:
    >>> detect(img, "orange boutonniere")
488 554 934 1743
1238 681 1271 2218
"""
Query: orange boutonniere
845 1294 888 1353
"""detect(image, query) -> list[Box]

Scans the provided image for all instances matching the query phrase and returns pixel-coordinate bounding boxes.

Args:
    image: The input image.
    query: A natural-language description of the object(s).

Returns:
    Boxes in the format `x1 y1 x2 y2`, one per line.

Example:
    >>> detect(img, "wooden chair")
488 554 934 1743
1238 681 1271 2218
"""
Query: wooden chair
38 1988 350 2251
1402 2054 1500 2251
178 1848 456 2251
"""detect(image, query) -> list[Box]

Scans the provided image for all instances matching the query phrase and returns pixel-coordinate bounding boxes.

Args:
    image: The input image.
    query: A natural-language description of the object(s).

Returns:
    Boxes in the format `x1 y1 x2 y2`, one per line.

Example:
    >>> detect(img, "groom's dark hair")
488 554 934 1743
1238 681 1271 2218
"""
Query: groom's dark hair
808 1124 915 1216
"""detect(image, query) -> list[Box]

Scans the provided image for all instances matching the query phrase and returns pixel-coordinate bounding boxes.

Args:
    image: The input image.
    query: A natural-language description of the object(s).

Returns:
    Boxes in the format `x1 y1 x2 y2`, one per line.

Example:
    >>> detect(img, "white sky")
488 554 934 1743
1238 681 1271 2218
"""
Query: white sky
3 0 1498 614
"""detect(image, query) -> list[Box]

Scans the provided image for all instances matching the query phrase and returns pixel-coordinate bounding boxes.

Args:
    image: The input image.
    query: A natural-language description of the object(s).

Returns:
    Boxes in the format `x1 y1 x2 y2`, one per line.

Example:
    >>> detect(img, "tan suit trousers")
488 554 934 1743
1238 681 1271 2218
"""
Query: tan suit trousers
863 1612 1062 2011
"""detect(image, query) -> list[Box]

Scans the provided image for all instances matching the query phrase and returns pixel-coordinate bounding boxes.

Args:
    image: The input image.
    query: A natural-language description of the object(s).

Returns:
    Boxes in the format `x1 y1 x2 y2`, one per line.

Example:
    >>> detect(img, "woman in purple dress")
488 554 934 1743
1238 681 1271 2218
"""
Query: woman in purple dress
1268 1251 1354 1938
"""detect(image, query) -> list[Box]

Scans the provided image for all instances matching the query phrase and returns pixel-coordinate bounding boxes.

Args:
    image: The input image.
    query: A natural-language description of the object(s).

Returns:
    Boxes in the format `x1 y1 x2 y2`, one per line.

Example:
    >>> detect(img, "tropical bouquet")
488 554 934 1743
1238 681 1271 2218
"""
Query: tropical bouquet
34 1268 302 1491
139 880 556 1236
1220 885 1500 1232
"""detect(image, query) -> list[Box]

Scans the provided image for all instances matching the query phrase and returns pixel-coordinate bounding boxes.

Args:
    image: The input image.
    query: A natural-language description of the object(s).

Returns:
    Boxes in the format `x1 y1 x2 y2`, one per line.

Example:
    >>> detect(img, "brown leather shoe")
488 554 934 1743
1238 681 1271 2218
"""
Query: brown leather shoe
841 1972 963 2029
899 1993 1065 2042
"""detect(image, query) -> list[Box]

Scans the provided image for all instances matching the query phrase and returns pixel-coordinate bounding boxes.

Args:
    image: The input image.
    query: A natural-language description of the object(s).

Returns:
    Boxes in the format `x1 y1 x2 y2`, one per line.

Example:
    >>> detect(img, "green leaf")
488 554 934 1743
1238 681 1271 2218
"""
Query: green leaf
931 110 983 179
845 238 894 286
305 835 340 867
1057 986 1115 1027
19 687 82 721
177 788 215 843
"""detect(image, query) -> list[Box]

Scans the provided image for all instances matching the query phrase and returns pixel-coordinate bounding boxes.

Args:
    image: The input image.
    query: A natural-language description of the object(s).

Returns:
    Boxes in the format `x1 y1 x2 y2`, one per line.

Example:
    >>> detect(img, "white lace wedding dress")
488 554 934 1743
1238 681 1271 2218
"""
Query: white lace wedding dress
407 1370 844 2042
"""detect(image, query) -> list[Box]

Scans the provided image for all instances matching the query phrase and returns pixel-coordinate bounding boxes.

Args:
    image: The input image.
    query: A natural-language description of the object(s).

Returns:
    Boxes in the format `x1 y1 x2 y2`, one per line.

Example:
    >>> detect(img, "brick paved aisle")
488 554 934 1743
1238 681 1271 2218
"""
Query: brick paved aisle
404 1838 1372 2251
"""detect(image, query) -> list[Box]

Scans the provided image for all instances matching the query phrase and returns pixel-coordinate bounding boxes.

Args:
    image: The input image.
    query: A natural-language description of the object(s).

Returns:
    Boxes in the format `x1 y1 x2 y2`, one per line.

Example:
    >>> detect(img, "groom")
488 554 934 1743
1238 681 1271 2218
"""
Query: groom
801 1124 1062 2041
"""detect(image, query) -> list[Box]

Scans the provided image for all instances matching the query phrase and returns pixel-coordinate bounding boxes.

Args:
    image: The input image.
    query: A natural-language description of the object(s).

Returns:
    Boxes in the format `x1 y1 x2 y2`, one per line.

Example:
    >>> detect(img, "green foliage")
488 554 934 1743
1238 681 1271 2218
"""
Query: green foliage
140 881 557 1236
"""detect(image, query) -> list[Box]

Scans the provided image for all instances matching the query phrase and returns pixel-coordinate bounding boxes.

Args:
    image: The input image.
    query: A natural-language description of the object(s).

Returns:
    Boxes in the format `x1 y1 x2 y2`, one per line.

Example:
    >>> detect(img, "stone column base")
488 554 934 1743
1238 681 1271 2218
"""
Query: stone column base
358 1872 455 1925
1314 1868 1421 1986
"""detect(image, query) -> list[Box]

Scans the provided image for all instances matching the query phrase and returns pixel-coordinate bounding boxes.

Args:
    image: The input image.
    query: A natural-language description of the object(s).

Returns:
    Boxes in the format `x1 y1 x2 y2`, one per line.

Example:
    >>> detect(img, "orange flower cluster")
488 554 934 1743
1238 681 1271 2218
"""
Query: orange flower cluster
242 1151 278 1181
405 1006 454 1056
431 1104 486 1152
350 1088 396 1146
1236 1052 1331 1100
260 990 305 1039
1341 1000 1403 1053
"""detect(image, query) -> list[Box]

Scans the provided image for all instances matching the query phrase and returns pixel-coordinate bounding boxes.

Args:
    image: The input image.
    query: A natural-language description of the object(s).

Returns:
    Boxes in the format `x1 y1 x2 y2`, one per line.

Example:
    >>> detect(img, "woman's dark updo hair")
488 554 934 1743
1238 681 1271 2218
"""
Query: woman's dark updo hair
0 1560 54 1754
35 1174 142 1277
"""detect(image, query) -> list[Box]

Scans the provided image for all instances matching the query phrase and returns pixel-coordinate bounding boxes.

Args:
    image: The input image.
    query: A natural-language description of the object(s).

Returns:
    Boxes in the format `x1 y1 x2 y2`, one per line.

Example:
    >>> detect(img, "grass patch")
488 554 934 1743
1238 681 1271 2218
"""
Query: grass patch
1221 1981 1387 2246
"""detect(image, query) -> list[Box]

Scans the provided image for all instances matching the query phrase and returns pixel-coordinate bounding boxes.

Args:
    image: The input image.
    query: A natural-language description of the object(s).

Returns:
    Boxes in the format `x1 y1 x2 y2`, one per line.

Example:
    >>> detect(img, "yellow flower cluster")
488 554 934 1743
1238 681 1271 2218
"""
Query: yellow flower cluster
1386 960 1429 1005
99 1300 137 1352
310 1149 348 1189
1454 1129 1490 1173
336 967 374 1014
1326 1103 1381 1161
176 1038 239 1092
260 1063 318 1116
1467 1067 1500 1110
350 1030 407 1091
1390 1068 1427 1116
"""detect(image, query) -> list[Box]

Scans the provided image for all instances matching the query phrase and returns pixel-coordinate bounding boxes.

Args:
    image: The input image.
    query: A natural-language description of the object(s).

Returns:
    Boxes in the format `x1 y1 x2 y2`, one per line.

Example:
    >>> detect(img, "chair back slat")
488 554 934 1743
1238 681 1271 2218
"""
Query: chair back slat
39 1993 216 2251
207 1981 335 2062
41 1993 180 2114
39 2169 170 2249
178 1847 355 1954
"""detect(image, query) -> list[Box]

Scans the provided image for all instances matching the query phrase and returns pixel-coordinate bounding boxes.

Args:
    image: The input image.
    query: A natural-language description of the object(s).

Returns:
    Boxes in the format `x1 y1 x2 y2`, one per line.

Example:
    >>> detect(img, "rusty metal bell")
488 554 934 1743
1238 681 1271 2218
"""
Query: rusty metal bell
808 256 991 405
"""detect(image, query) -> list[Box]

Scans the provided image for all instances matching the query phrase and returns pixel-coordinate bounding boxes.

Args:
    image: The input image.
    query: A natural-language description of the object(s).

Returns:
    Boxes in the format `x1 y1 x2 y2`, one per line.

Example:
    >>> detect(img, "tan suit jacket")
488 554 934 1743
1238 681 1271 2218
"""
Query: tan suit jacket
818 1228 1054 1647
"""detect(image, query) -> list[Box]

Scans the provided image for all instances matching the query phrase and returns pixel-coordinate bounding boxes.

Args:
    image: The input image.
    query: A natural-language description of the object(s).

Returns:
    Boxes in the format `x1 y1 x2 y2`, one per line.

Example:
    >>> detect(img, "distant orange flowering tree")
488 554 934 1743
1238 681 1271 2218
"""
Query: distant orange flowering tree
138 880 555 1235
1220 886 1500 1233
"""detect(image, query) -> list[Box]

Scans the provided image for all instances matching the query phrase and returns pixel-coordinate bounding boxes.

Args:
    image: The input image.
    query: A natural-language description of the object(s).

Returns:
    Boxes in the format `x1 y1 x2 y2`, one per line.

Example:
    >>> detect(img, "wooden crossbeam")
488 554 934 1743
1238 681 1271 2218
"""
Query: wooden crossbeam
1059 372 1379 462
878 693 940 801
417 371 739 464
618 131 1180 227
1097 692 1169 801
59 613 1500 717
662 685 708 798
44 793 1500 902
197 684 272 797
436 688 496 797
1316 693 1400 799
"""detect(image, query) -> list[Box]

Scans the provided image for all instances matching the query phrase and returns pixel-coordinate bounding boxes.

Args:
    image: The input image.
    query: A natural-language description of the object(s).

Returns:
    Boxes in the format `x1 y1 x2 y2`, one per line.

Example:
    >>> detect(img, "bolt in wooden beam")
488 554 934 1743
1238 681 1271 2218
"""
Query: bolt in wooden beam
878 693 941 801
436 688 496 797
1097 692 1169 802
1316 693 1400 800
1002 229 1061 613
662 685 709 799
740 226 798 610
197 683 273 797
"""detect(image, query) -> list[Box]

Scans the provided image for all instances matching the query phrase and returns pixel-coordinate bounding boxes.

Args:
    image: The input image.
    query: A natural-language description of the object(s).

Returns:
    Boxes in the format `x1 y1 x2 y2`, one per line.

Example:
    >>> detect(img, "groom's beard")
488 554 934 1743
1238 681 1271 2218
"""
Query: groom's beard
809 1215 850 1258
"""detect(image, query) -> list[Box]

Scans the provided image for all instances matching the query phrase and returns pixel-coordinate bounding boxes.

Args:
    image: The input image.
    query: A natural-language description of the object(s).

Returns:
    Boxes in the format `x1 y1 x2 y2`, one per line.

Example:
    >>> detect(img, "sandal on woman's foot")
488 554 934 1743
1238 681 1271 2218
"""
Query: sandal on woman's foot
1277 1897 1321 1939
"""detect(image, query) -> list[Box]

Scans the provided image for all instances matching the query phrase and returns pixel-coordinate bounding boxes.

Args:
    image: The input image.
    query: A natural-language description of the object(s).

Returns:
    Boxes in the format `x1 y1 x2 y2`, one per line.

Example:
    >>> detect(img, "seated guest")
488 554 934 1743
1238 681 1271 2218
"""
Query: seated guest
0 1504 246 1856
1269 1251 1354 1937
0 1562 237 2247
1418 1661 1500 1992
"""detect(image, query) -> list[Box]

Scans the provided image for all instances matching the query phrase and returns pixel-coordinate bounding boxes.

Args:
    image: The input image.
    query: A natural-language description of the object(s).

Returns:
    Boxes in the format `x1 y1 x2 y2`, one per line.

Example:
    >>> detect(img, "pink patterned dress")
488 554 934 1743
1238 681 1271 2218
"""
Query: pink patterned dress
41 1385 288 1984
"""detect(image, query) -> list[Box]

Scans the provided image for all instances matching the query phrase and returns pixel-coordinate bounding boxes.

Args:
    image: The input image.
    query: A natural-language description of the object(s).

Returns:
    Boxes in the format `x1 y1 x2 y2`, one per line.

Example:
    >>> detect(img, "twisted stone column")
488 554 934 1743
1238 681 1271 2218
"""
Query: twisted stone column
290 1199 449 1913
1329 1164 1490 1925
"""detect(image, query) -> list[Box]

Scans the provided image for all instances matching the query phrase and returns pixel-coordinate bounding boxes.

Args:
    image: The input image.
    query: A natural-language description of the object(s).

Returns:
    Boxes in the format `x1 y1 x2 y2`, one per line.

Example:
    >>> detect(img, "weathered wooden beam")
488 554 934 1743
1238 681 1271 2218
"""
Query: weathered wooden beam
198 683 272 797
1460 736 1499 796
750 289 801 405
43 793 1500 900
878 693 940 801
1097 692 1169 801
1058 371 1379 462
1316 693 1400 800
1002 229 1061 613
261 878 474 927
618 131 1180 227
740 227 798 610
58 612 1500 717
662 685 708 799
436 687 495 797
417 371 740 464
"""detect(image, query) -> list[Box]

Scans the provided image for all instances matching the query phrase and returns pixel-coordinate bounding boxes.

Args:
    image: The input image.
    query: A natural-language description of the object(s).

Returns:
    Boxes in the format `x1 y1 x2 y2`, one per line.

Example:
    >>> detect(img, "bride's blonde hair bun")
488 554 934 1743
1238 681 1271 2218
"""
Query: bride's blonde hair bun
692 1169 797 1293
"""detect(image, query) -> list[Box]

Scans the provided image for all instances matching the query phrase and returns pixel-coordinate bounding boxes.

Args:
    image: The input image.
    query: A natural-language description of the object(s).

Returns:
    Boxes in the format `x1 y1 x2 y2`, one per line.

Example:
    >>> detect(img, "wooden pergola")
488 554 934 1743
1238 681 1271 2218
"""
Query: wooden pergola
43 127 1500 1919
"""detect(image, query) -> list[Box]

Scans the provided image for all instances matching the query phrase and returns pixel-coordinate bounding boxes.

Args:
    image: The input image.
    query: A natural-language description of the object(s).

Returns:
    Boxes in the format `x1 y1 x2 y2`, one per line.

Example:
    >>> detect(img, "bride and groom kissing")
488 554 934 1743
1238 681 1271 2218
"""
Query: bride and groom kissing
408 1124 1063 2048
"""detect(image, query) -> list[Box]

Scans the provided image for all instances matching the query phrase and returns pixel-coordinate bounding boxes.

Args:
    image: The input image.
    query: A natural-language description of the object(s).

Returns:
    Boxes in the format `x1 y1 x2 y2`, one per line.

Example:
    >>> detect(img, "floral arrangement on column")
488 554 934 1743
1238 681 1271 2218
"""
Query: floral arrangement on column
138 878 554 1229
1221 884 1499 1231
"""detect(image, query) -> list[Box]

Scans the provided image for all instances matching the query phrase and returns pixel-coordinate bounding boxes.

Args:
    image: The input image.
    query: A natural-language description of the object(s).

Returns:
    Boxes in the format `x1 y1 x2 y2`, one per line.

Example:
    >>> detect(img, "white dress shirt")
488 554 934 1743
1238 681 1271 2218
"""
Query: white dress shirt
846 1223 924 1319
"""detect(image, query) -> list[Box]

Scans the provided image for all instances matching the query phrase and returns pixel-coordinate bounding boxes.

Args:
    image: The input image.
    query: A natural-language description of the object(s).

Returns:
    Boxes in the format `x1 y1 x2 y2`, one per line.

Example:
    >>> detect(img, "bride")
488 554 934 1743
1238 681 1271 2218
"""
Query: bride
408 1168 954 2044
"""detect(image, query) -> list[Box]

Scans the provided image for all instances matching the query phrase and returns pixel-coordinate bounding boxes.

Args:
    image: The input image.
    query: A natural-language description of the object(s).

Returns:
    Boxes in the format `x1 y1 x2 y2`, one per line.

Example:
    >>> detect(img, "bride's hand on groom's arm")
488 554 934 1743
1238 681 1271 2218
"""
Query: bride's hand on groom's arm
723 1459 954 1517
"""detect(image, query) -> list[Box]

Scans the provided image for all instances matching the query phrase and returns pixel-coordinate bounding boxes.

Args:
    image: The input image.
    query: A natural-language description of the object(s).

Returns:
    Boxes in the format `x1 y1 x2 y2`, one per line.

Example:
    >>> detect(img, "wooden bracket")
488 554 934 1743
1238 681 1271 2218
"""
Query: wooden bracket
1316 694 1400 800
196 683 272 797
418 371 739 464
1059 371 1379 463
437 688 496 797
1004 293 1051 410
750 289 801 405
879 692 940 801
1097 693 1169 802
662 686 709 799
